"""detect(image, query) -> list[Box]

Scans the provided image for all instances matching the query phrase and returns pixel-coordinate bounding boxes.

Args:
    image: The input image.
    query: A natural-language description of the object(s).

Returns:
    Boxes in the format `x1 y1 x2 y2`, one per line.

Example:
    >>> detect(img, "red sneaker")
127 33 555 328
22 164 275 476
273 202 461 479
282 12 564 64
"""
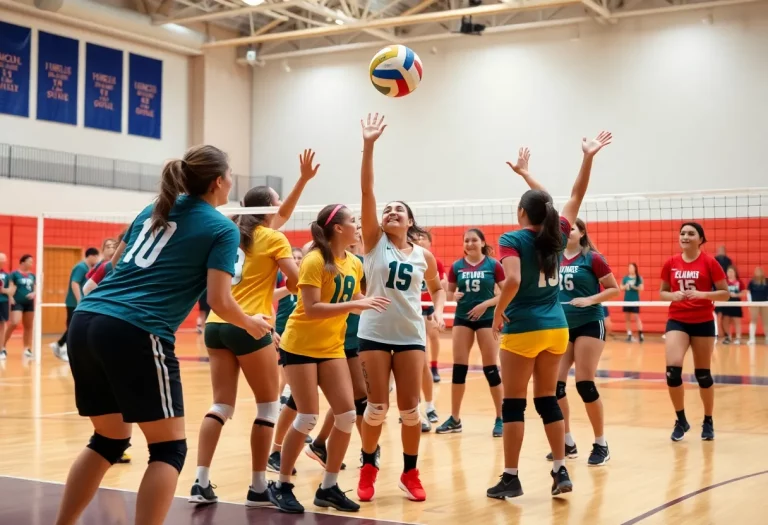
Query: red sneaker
399 469 426 501
358 464 379 502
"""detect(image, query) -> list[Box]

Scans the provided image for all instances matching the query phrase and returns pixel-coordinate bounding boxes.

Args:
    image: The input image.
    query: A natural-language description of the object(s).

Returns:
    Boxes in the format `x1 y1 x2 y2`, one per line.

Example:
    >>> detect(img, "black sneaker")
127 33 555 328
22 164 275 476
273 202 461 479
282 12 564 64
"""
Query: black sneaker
701 420 715 441
314 483 360 512
188 480 217 504
588 443 610 466
670 420 690 442
435 416 462 434
267 451 297 475
546 443 578 460
431 368 441 383
268 481 304 514
246 483 274 508
639 333 645 343
550 466 573 495
486 473 523 499
625 334 633 342
305 443 346 470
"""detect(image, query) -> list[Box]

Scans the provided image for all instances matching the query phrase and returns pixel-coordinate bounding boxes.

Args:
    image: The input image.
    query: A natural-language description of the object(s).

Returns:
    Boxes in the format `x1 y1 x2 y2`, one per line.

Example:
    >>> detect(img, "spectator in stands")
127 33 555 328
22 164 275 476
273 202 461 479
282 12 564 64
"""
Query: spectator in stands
0 253 9 360
748 267 768 345
721 266 744 345
622 263 644 342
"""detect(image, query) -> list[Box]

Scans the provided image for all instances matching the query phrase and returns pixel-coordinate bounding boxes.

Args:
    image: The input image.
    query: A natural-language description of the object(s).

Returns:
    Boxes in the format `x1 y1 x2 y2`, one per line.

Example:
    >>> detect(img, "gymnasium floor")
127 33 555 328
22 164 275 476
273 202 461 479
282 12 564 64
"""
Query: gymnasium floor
2 332 768 524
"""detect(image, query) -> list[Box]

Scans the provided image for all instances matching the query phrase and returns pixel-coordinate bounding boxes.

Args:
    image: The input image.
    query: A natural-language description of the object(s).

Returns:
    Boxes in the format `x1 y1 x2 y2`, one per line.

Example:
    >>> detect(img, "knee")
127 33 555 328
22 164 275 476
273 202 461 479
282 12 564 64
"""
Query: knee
333 410 357 434
575 381 599 403
254 401 280 428
501 398 526 423
148 439 187 474
533 396 563 424
483 365 501 387
87 433 131 465
695 368 714 389
363 402 388 427
452 364 469 384
292 413 318 435
205 403 234 425
354 397 368 416
285 395 297 411
666 366 683 387
399 406 420 427
556 380 567 400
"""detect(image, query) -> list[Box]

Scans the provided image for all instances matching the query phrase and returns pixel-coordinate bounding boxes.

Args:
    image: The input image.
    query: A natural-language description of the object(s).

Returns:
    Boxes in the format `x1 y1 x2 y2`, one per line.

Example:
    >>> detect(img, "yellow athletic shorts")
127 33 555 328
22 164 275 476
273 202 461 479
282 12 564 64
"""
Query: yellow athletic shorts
500 328 569 358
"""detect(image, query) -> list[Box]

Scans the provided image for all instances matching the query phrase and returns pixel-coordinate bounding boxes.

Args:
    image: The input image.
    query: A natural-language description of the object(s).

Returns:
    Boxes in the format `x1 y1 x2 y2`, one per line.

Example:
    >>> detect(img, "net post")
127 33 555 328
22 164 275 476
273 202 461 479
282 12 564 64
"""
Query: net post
33 213 44 364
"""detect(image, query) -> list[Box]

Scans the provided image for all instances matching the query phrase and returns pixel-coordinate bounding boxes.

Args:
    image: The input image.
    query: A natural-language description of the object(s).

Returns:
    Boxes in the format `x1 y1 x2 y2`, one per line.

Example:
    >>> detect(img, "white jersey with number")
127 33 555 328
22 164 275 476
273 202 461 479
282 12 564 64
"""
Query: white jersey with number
358 233 428 346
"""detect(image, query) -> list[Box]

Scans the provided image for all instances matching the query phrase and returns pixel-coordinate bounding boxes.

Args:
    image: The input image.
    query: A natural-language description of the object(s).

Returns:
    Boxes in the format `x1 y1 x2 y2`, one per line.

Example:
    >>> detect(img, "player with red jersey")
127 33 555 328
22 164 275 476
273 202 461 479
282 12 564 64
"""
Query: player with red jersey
659 222 729 442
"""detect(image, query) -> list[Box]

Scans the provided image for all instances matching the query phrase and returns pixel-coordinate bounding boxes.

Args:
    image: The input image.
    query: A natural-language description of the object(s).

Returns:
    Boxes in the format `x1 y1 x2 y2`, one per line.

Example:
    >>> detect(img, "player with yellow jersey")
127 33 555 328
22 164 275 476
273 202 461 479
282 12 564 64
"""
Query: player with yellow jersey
267 204 389 515
190 150 319 508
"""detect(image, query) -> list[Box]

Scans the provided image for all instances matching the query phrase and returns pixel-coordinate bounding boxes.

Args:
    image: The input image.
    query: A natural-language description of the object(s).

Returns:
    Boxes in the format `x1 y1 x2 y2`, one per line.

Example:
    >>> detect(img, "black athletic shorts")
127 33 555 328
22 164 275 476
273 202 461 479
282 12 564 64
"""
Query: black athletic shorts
720 306 743 318
422 306 435 317
67 311 182 423
665 319 716 338
11 301 34 313
358 337 426 353
204 322 272 356
453 317 494 331
0 302 8 322
198 294 210 314
622 306 640 314
279 347 334 366
568 319 607 343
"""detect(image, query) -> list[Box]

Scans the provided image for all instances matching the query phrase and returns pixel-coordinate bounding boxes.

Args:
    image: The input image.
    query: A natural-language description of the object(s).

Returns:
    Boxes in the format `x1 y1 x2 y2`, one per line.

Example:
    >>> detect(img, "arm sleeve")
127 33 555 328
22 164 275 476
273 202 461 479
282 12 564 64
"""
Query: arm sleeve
709 256 727 283
90 263 109 285
276 271 285 288
206 223 240 276
660 259 671 285
447 263 457 284
494 260 506 282
269 231 294 260
591 253 612 279
298 253 324 289
498 233 520 261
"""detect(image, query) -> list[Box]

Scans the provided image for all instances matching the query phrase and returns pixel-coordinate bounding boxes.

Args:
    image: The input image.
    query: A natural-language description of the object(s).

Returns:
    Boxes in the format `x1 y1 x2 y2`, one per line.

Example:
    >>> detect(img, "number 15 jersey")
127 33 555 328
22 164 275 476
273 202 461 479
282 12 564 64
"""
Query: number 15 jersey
358 233 427 346
660 252 726 324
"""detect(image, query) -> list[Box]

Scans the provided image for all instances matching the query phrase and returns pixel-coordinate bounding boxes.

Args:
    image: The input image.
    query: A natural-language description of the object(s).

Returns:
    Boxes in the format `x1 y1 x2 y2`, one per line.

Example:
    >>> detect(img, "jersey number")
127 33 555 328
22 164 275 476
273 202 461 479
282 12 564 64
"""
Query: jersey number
538 271 559 288
464 279 480 293
386 261 413 291
232 248 246 286
331 275 356 303
677 279 696 291
560 273 574 291
123 219 178 269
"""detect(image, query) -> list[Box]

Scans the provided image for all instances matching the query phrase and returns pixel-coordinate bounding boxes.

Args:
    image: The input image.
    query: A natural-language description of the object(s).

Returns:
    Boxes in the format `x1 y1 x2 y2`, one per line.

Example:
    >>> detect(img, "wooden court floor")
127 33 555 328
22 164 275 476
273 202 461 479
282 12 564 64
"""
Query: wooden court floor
2 332 768 524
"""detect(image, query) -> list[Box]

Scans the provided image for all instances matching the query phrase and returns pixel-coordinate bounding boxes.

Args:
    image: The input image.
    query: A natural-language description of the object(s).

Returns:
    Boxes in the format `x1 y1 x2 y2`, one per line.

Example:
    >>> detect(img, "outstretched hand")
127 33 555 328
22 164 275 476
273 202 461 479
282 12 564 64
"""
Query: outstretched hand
506 147 531 177
299 149 320 181
582 131 612 157
361 113 387 143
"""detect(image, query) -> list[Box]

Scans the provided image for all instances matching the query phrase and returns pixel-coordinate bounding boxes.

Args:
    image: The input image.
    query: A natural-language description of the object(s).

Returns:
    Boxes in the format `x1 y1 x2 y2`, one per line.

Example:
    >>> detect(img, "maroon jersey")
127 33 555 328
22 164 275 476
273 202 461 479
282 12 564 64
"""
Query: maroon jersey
660 252 726 323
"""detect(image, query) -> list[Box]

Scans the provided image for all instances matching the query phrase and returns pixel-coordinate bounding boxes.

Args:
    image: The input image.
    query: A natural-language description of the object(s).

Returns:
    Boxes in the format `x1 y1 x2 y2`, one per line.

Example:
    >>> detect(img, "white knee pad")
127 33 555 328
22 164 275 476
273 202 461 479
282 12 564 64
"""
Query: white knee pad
292 413 318 434
333 410 357 434
206 403 234 423
363 402 388 427
399 407 420 427
255 401 280 427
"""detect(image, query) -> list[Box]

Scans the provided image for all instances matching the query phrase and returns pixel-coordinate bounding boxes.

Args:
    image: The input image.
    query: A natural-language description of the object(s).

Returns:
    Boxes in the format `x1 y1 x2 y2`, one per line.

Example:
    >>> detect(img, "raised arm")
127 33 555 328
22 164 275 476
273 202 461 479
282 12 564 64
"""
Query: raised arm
272 149 319 231
507 147 547 192
560 132 612 227
360 113 387 252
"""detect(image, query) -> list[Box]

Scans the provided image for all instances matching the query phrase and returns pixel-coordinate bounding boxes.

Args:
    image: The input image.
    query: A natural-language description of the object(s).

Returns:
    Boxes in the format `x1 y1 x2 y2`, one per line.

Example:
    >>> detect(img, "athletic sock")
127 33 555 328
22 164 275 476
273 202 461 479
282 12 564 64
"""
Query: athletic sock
595 436 607 446
321 471 338 490
251 471 267 493
362 449 378 467
552 459 565 473
503 467 518 476
403 453 418 473
196 466 210 488
564 432 576 447
676 409 688 426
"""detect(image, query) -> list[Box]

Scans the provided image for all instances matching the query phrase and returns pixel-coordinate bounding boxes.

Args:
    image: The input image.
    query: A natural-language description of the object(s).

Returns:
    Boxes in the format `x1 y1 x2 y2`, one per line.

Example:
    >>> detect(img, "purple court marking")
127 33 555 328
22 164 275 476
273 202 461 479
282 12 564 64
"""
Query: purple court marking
620 469 768 525
0 476 415 525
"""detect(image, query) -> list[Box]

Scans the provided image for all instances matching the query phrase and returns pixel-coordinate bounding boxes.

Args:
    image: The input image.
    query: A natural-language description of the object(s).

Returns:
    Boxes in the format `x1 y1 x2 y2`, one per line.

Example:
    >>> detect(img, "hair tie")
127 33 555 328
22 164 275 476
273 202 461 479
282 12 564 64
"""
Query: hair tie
325 204 345 226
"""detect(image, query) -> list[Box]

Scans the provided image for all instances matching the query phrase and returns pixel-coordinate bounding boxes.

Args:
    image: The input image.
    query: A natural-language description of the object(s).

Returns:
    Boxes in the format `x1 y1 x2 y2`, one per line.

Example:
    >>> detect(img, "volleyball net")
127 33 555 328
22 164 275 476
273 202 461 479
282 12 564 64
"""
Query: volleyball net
27 188 768 359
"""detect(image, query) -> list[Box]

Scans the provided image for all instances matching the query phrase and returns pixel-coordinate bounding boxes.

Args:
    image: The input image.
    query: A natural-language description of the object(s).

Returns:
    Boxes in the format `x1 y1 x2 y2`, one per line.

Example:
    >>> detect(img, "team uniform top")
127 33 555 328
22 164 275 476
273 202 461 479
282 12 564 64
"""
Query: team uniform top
87 261 113 285
448 256 505 322
421 258 444 311
748 280 768 302
726 278 743 302
280 249 363 359
10 271 35 305
77 195 240 344
559 251 612 328
622 275 643 302
0 269 9 303
274 271 297 335
207 225 292 325
358 234 428 346
344 254 365 348
65 261 90 308
497 217 571 334
660 252 727 324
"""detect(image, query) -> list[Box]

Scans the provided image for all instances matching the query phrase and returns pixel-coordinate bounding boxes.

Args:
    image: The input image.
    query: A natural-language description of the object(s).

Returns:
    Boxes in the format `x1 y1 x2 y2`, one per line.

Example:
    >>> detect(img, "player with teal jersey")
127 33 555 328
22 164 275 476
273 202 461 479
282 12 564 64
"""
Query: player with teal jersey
621 263 645 342
488 134 612 501
0 253 11 360
275 269 299 335
56 145 273 525
3 255 37 359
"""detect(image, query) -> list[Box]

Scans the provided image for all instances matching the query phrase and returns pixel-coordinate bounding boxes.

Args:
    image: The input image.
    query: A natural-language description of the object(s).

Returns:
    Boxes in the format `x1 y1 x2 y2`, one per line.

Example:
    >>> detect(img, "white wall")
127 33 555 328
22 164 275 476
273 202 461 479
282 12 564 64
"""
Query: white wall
0 9 189 165
250 4 768 206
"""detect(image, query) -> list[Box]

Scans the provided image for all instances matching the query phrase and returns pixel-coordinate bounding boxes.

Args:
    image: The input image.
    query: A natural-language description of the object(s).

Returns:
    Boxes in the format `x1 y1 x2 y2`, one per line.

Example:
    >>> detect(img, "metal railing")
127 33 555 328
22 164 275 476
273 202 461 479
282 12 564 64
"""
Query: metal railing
0 143 281 201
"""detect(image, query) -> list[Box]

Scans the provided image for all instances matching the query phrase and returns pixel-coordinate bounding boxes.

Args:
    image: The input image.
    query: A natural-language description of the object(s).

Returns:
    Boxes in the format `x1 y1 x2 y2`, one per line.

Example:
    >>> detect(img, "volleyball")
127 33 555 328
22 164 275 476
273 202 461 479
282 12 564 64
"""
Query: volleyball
369 45 423 98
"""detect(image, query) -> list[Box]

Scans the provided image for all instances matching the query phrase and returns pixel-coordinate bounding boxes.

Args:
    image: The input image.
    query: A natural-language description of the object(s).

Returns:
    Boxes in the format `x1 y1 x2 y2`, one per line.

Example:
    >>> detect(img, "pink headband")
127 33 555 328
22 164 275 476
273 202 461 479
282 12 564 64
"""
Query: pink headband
325 204 345 226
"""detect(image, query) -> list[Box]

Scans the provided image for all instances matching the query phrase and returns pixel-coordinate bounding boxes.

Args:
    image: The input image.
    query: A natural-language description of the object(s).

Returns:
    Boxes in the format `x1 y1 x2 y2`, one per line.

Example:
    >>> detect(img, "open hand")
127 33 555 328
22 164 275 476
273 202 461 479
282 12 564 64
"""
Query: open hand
569 297 594 308
670 291 686 302
357 296 391 313
467 303 488 320
361 113 387 143
299 149 320 181
506 147 531 177
247 314 272 339
582 131 612 157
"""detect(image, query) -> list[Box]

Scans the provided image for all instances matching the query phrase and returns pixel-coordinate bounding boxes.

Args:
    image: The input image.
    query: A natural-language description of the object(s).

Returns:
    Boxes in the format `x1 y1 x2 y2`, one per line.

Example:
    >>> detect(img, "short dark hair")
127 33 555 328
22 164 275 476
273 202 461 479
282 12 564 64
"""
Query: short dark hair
20 254 32 264
85 247 99 258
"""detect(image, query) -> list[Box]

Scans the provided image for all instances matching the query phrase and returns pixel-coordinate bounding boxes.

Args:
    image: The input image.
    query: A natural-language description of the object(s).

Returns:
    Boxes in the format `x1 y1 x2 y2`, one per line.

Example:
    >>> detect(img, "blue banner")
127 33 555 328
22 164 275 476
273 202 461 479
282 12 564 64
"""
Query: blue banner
84 43 123 132
128 53 162 139
37 31 79 125
0 21 31 117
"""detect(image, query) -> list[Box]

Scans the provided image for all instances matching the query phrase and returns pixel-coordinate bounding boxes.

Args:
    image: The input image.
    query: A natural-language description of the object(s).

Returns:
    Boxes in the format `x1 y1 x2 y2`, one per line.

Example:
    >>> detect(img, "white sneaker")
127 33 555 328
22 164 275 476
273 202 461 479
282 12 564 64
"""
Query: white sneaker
23 348 33 359
0 349 7 360
748 338 756 345
734 339 741 345
50 342 69 362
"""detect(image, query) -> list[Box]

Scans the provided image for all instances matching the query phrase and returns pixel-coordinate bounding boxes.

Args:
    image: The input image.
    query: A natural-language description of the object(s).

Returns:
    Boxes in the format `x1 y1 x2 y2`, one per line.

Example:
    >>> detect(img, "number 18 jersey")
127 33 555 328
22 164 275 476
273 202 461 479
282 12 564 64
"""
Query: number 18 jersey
358 234 427 346
660 252 726 323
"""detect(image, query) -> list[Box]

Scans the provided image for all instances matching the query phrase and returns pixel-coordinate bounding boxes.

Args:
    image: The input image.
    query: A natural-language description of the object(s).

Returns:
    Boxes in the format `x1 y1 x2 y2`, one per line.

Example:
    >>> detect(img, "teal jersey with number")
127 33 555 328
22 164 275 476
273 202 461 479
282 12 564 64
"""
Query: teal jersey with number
559 251 612 328
10 271 35 305
0 269 9 303
622 275 642 302
497 218 571 334
65 261 90 308
344 254 365 348
274 270 297 335
449 256 505 322
78 196 240 343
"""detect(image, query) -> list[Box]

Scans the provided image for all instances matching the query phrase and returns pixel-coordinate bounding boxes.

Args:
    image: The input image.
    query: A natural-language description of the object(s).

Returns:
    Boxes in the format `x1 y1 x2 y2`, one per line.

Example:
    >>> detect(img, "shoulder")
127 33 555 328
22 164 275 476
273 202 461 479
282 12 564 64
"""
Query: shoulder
355 254 364 264
499 230 522 247
349 252 363 270
302 249 323 266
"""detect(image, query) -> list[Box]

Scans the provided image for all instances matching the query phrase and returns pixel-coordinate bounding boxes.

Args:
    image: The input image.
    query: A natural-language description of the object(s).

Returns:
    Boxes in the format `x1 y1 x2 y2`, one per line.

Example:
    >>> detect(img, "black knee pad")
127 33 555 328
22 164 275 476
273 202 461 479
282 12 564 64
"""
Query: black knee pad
148 439 188 474
285 395 297 411
452 364 469 385
556 380 567 400
575 381 599 403
87 433 131 465
695 368 714 389
533 396 563 424
666 366 683 387
355 397 368 416
483 365 501 387
501 398 526 423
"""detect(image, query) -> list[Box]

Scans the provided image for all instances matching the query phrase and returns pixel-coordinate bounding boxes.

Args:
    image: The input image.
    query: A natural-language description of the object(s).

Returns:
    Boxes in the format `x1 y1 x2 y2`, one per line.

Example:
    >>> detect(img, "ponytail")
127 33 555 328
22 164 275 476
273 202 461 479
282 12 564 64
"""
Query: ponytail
310 204 349 275
232 186 274 252
534 202 563 280
152 159 186 232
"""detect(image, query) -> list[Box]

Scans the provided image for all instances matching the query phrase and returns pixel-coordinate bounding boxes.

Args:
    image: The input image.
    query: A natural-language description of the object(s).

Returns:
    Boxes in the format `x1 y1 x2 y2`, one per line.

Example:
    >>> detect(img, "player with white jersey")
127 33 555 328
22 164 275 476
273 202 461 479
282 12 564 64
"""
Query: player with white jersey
356 113 446 504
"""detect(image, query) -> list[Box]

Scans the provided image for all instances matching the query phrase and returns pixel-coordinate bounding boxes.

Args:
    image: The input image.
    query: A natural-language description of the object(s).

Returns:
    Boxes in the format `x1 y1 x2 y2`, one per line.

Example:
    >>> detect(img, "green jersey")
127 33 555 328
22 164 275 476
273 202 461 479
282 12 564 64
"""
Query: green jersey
65 261 90 308
344 254 365 348
448 256 505 322
559 251 612 328
275 270 297 335
0 269 9 303
622 275 642 302
10 271 35 305
497 217 571 334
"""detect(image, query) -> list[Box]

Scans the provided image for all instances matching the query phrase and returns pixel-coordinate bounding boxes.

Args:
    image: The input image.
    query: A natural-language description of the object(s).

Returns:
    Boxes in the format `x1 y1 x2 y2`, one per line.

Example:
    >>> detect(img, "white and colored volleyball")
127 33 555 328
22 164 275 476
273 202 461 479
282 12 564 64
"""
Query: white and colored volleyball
369 45 423 98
